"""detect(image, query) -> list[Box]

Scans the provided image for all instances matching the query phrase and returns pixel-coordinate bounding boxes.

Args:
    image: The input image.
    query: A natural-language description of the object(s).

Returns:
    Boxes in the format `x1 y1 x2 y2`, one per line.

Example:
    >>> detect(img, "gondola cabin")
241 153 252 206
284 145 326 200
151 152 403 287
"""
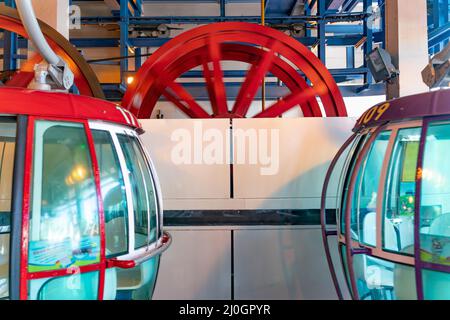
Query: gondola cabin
0 87 170 300
322 89 450 300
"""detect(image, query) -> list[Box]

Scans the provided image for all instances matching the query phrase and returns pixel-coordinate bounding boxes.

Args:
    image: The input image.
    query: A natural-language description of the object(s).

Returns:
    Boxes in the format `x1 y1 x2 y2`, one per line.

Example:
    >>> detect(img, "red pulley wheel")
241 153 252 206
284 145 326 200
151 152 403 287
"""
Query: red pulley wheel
122 22 347 119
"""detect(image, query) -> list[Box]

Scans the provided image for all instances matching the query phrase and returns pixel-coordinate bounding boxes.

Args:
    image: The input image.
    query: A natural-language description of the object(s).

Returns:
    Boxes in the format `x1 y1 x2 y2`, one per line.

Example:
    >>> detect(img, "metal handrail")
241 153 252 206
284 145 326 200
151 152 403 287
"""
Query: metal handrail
106 232 172 269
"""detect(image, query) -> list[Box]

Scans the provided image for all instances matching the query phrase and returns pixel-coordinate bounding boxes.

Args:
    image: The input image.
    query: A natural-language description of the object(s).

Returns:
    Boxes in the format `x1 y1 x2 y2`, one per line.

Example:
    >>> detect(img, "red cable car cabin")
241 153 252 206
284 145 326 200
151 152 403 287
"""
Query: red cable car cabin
0 87 170 300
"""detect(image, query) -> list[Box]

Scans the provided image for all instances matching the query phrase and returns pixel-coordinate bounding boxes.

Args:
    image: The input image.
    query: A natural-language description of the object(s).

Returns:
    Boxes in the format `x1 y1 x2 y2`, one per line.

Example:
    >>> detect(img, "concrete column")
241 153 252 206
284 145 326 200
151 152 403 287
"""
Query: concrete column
386 0 429 99
32 0 69 39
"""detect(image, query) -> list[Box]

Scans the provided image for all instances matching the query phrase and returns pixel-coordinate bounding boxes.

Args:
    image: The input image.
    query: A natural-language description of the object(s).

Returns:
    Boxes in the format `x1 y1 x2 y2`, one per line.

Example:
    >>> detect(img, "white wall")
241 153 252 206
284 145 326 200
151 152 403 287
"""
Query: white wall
140 117 356 210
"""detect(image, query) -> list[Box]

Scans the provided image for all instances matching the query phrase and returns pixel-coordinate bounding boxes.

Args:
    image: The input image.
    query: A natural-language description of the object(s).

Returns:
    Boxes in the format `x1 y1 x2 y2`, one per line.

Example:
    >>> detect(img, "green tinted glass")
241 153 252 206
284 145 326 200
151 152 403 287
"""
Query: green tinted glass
92 130 128 257
118 134 157 249
29 121 100 272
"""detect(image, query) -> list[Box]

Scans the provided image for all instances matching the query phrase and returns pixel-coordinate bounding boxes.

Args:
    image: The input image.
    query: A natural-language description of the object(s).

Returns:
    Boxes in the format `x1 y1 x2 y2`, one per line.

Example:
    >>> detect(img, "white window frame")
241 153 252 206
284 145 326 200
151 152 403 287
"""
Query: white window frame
88 121 160 261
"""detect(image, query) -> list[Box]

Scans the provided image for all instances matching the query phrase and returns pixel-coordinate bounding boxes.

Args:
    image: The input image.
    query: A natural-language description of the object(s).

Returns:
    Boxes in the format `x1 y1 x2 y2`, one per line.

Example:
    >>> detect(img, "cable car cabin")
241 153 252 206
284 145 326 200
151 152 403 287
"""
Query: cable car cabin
322 89 450 300
0 87 170 300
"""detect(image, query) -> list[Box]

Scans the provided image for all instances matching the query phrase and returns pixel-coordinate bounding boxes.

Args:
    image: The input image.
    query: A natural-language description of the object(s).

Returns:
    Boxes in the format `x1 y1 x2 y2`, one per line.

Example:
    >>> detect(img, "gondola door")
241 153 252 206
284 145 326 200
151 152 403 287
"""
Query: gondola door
21 116 106 300
89 122 161 300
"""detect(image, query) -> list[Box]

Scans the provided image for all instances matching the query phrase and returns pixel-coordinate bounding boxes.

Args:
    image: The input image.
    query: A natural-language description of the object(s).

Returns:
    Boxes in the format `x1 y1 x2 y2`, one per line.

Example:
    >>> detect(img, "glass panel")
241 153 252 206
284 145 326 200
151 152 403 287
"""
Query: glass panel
383 128 421 254
0 121 16 299
330 136 358 232
340 244 352 296
118 134 157 249
352 254 416 300
29 271 99 300
115 256 160 300
351 131 391 245
422 269 450 300
91 130 128 257
340 134 369 235
29 121 100 272
420 122 450 266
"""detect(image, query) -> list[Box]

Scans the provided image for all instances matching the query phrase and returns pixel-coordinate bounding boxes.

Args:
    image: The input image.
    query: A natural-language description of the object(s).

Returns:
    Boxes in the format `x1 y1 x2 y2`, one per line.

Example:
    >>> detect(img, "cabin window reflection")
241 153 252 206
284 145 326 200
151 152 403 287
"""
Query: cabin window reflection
383 127 421 255
340 134 369 235
0 121 16 299
92 130 128 257
29 121 100 272
351 131 391 246
118 134 157 249
420 122 450 267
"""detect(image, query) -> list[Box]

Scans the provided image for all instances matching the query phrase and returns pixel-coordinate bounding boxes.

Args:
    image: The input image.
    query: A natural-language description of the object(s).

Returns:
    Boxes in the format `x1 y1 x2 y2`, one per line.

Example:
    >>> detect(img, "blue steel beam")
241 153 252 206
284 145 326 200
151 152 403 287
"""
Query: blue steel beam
120 0 130 84
80 13 369 25
2 0 17 71
69 35 366 47
363 0 372 84
220 0 226 17
317 0 326 63
174 67 368 78
101 82 385 102
428 22 450 53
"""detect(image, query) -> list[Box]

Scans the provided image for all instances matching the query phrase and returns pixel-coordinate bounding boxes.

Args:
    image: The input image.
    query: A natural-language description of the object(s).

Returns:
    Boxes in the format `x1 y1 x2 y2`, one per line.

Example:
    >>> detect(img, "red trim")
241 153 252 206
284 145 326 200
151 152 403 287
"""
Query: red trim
27 264 102 280
83 122 106 300
19 115 34 300
106 259 136 269
0 87 141 130
20 116 107 300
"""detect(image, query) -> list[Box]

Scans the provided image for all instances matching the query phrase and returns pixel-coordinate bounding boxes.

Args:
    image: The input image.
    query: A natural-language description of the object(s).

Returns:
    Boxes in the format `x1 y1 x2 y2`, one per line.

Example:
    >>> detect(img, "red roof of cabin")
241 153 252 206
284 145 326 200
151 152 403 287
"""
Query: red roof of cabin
0 87 141 129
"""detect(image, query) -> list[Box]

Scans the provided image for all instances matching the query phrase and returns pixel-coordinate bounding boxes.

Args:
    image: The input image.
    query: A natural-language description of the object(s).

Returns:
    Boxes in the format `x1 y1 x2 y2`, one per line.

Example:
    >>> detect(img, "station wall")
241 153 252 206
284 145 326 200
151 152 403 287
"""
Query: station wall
140 117 355 299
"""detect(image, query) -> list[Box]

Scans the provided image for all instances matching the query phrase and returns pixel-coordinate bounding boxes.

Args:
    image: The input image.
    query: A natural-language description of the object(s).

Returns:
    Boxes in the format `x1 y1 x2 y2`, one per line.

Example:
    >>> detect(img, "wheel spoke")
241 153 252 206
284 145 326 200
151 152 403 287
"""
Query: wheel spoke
232 40 278 117
204 36 228 116
163 81 211 118
254 84 326 118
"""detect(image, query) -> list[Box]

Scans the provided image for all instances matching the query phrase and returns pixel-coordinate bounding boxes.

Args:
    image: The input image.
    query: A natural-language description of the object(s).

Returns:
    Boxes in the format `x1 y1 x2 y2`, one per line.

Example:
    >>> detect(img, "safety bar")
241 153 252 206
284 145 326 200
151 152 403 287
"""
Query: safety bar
320 133 357 300
106 232 172 269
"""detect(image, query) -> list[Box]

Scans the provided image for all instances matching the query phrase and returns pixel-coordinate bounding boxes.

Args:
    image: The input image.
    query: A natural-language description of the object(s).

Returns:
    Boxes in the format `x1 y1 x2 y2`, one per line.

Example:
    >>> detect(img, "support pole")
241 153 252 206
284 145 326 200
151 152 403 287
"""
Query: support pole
31 0 69 39
385 0 429 99
120 0 130 85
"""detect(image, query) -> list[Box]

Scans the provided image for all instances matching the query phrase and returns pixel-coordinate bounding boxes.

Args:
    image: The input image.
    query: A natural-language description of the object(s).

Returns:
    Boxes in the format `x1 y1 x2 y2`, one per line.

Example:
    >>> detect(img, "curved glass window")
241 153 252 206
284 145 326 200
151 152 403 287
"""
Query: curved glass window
352 254 416 300
420 122 450 266
422 269 450 300
340 134 368 235
92 130 128 257
33 271 99 300
29 121 100 272
118 134 157 249
350 131 391 246
383 127 421 254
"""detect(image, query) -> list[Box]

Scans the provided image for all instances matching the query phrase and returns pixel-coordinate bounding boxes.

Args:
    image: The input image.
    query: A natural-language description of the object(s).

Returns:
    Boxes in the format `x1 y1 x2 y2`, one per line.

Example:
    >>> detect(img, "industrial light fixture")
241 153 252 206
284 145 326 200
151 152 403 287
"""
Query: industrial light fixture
127 76 134 84
422 42 450 89
365 47 399 83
